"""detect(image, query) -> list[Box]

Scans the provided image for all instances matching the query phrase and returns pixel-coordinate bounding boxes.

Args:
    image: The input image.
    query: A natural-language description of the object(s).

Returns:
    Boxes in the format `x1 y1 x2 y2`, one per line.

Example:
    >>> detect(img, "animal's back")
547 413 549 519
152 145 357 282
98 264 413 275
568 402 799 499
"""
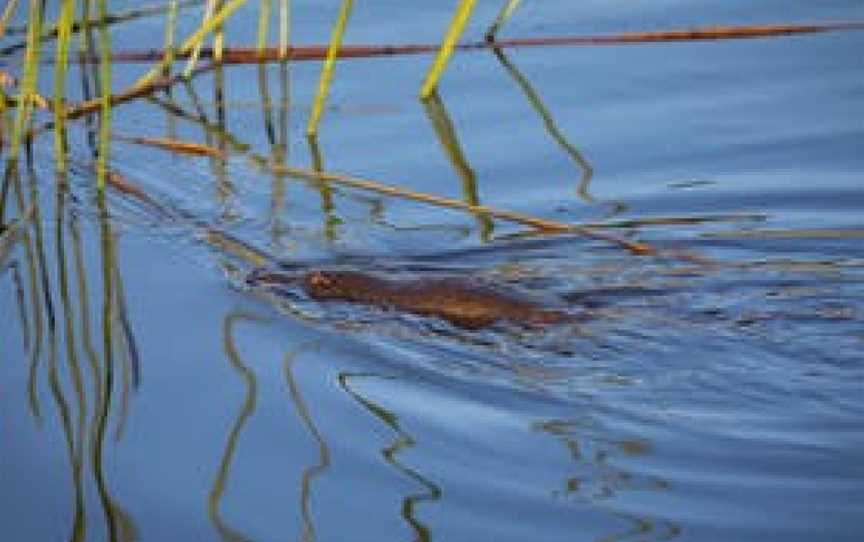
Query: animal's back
302 270 570 329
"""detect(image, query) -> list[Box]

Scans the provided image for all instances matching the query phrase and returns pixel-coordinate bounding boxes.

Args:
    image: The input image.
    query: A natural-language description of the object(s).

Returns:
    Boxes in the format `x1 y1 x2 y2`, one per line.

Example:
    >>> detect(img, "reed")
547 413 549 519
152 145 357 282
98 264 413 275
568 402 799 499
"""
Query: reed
278 0 289 58
52 0 74 172
8 0 43 164
256 0 271 56
486 0 522 41
137 0 245 86
95 0 112 190
183 0 216 77
306 0 353 136
162 0 178 74
420 0 476 98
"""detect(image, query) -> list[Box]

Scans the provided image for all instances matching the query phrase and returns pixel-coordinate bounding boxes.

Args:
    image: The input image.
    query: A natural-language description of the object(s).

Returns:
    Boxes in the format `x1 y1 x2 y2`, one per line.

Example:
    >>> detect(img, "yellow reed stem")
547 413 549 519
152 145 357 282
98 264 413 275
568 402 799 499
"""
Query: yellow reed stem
183 0 216 77
278 0 289 59
129 0 246 85
256 0 271 57
212 0 225 63
162 0 178 72
306 0 353 136
53 0 74 172
8 0 42 162
419 0 477 99
95 0 112 190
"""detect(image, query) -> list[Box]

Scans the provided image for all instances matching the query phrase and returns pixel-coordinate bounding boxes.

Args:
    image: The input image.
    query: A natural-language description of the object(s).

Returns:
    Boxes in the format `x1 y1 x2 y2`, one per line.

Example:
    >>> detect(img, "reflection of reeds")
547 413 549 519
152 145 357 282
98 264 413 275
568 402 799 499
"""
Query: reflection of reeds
0 0 203 56
305 134 339 240
6 261 31 351
283 347 330 542
94 0 113 189
53 173 87 542
490 46 595 201
534 419 680 542
112 261 142 440
52 0 74 171
211 60 232 207
93 189 119 539
208 311 264 542
7 0 42 167
421 89 494 240
263 162 655 254
257 59 291 244
338 373 441 542
0 146 141 540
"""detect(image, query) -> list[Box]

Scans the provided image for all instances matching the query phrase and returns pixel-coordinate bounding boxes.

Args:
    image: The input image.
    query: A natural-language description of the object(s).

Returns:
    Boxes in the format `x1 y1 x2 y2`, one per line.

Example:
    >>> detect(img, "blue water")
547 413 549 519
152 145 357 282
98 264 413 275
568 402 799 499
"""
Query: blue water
1 2 862 541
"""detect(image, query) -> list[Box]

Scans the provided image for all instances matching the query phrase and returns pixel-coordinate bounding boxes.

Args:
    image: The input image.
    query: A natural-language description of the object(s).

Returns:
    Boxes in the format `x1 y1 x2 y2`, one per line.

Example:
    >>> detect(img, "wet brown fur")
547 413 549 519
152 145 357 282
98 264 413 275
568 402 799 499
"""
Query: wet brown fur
249 269 570 329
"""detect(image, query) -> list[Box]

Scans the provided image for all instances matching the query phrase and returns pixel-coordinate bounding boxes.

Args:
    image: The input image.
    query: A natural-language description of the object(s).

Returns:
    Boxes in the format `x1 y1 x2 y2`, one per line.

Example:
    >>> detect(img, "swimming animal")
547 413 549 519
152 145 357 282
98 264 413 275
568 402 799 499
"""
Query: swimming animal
246 268 571 329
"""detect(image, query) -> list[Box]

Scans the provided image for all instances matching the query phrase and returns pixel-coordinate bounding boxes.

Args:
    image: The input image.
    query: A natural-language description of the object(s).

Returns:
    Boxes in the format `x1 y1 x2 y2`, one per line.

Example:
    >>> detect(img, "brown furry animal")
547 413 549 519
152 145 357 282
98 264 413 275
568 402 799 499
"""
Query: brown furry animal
247 268 571 329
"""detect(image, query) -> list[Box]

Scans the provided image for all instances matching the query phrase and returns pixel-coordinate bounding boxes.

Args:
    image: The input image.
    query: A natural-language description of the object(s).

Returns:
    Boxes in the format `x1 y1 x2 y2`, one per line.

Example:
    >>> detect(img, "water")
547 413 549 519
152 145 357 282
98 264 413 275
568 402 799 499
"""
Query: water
1 2 862 541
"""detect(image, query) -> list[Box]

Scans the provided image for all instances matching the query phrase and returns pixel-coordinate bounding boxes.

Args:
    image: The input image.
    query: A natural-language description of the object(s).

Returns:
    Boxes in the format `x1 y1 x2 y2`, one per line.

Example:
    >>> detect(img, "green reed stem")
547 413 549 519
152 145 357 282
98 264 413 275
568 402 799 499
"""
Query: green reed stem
95 0 112 190
183 0 216 77
53 0 75 172
256 0 270 57
163 0 178 74
212 0 225 63
306 0 353 136
9 0 43 163
160 0 244 81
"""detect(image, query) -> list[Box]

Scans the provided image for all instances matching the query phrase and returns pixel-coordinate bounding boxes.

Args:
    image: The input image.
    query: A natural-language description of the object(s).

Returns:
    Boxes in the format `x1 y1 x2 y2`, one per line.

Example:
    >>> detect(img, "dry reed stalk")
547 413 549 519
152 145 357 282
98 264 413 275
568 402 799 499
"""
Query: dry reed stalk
66 21 864 64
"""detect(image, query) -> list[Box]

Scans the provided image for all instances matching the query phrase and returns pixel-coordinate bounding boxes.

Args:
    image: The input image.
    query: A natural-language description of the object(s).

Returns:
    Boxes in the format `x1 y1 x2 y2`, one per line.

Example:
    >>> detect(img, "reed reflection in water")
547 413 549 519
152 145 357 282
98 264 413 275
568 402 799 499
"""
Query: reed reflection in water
0 157 139 541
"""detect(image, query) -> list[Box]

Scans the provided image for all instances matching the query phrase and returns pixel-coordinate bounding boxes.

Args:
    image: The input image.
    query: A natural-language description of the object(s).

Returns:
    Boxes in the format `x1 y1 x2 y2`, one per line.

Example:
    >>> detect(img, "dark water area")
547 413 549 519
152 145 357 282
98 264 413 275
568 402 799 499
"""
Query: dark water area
1 2 863 541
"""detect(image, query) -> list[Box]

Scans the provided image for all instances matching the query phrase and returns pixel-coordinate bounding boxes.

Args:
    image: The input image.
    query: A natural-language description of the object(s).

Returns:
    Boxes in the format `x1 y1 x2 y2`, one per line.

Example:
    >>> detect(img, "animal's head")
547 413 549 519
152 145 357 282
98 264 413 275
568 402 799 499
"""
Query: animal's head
304 270 342 298
303 270 364 299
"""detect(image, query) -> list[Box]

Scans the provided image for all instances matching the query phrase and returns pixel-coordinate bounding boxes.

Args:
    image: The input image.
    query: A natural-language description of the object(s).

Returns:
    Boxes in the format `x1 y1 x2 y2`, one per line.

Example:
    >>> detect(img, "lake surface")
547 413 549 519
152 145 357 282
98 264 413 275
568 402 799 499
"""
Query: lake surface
1 2 862 541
